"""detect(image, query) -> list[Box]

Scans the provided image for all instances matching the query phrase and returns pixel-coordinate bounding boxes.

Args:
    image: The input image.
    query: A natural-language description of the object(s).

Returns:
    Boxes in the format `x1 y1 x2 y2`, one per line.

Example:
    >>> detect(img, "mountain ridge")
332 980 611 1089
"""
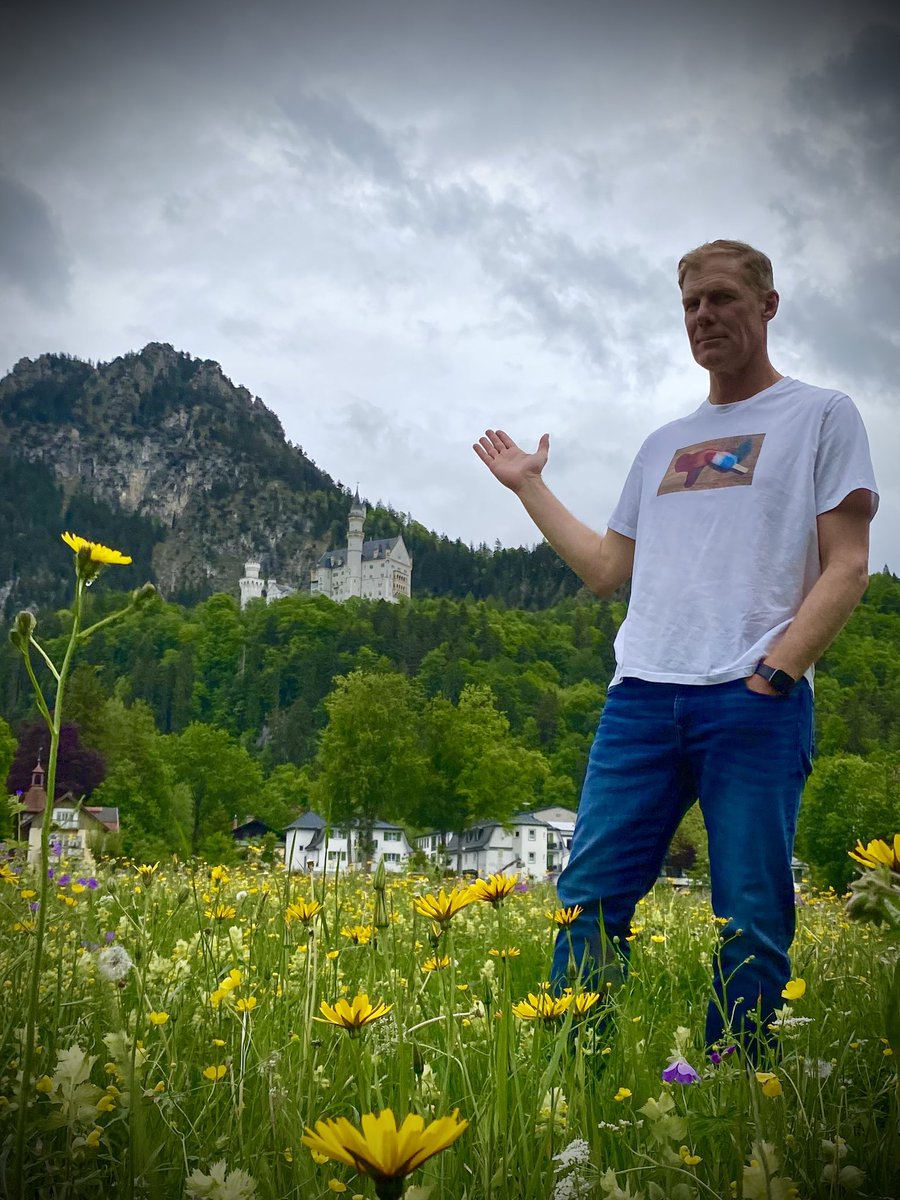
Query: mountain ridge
0 344 582 615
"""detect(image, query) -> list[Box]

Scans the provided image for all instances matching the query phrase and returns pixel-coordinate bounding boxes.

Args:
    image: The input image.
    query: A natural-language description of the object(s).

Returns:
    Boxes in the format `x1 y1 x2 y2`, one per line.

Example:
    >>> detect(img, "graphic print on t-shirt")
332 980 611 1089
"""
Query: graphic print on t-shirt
656 433 766 495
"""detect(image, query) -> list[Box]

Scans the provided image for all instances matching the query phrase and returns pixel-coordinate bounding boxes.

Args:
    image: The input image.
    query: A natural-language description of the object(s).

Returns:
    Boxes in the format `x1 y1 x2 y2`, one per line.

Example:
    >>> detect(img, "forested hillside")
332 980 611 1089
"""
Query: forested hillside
2 571 898 887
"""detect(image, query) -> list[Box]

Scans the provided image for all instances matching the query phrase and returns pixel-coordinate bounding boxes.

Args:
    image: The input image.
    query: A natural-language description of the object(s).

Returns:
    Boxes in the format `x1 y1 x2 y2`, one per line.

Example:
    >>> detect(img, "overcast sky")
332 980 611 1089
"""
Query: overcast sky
2 0 898 573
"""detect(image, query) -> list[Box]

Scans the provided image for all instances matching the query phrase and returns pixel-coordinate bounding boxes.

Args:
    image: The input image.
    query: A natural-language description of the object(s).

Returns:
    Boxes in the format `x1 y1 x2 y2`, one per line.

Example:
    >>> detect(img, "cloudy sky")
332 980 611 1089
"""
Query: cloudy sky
2 0 898 572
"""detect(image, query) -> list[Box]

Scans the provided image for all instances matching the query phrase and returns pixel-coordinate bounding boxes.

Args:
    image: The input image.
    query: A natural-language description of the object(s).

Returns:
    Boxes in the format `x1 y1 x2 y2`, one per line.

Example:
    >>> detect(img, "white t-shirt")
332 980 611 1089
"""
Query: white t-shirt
607 376 879 687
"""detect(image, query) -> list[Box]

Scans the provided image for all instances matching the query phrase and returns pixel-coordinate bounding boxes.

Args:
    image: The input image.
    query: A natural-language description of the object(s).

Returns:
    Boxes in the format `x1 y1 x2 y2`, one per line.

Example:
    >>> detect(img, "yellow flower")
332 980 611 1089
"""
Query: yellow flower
318 995 392 1036
61 531 133 570
202 1065 227 1082
301 1109 468 1185
35 1075 53 1094
326 950 340 961
96 1094 116 1114
205 904 237 921
413 886 476 927
148 1011 169 1025
781 978 806 1000
235 997 258 1013
136 862 159 881
848 835 900 872
327 1181 347 1194
467 873 518 905
84 1126 102 1150
285 898 323 925
679 1145 702 1166
650 934 666 943
212 1038 226 1047
547 905 584 928
567 990 602 1017
614 1087 632 1102
341 925 373 945
512 992 572 1022
755 1071 783 1098
422 955 453 973
210 865 230 884
488 947 521 958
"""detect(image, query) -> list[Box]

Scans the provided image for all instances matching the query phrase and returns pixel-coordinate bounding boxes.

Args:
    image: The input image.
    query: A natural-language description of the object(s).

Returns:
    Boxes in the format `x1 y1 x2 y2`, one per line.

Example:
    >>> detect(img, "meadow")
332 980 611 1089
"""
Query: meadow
0 853 897 1200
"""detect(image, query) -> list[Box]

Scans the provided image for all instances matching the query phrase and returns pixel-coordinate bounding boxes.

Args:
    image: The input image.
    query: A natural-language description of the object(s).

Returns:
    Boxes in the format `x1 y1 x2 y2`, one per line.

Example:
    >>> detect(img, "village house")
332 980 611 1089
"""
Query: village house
418 808 577 880
284 811 414 874
17 758 119 868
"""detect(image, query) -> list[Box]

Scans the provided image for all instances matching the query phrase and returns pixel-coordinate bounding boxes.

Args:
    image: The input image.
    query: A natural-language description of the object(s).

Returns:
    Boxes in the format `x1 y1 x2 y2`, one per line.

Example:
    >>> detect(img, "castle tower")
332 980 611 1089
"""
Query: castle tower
239 561 265 609
346 492 366 599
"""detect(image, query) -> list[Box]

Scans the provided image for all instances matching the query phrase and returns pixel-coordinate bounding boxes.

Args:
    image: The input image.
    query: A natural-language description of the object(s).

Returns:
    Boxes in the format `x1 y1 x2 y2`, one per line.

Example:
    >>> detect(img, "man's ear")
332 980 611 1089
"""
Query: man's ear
763 289 779 322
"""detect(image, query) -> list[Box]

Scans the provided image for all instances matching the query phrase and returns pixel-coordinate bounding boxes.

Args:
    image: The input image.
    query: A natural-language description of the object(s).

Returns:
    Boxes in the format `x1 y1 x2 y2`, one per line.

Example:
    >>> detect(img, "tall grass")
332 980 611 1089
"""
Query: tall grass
0 857 896 1199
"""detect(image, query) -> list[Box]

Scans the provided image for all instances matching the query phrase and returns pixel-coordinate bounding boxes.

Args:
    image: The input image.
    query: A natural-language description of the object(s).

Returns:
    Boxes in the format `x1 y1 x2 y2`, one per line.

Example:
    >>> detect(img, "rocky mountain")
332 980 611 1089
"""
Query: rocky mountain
0 344 352 612
0 344 583 617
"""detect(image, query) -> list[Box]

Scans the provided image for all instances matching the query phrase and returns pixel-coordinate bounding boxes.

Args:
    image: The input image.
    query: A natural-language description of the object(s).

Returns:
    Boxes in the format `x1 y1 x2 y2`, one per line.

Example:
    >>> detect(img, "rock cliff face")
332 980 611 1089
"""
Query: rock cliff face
0 344 350 609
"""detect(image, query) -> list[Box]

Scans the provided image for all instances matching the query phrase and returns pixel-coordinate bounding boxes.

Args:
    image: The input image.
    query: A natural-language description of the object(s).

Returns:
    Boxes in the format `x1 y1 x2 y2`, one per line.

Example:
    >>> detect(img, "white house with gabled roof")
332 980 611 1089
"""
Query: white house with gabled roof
419 809 577 880
284 811 414 874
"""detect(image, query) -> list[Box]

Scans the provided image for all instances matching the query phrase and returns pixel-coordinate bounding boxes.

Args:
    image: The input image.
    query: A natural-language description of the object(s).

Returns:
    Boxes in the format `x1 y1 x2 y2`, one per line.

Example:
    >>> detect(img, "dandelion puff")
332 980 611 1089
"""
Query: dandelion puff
97 945 133 982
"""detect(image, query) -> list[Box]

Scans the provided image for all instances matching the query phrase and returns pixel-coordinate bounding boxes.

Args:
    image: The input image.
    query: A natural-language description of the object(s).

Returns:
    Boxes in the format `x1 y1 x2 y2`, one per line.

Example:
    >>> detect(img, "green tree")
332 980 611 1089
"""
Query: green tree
423 683 550 871
90 695 186 857
310 669 433 868
0 716 16 838
164 722 264 854
796 752 900 890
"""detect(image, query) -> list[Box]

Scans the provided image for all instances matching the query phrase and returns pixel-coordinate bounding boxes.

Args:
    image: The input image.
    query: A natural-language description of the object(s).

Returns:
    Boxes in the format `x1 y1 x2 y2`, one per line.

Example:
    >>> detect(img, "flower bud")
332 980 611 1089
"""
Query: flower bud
15 610 37 639
130 583 157 608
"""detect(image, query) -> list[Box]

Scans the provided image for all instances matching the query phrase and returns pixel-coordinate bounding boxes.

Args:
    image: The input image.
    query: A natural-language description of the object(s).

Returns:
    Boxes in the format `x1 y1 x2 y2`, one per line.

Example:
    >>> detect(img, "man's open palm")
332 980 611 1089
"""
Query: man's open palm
473 429 550 493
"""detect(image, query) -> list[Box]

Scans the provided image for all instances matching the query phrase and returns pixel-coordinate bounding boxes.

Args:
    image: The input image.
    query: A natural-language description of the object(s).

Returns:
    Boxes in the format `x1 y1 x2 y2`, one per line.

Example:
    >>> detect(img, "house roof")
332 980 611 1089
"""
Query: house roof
83 806 120 832
285 811 327 831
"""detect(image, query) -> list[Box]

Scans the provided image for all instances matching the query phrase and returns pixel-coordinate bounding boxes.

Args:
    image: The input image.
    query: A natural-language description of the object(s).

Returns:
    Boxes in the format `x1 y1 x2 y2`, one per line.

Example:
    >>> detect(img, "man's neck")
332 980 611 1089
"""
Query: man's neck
708 363 783 406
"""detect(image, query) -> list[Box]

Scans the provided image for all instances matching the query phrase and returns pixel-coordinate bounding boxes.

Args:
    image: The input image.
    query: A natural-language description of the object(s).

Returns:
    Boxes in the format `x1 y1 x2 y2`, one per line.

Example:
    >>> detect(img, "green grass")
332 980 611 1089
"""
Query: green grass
0 857 897 1199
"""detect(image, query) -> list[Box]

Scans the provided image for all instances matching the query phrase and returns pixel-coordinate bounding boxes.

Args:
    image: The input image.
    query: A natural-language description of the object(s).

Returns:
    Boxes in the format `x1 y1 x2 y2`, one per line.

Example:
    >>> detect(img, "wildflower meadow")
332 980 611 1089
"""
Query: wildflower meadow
0 536 898 1199
0 851 898 1199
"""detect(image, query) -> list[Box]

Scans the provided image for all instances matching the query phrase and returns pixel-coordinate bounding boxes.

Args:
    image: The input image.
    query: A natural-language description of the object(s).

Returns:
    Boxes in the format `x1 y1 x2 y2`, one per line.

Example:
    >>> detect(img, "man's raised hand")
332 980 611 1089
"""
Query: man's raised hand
473 429 550 494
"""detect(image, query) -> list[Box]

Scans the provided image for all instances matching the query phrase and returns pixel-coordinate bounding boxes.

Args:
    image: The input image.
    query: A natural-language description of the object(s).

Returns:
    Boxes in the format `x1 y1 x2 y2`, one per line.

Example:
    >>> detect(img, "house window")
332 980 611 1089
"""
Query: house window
527 829 536 840
382 852 401 863
383 830 402 842
527 852 536 863
327 850 347 862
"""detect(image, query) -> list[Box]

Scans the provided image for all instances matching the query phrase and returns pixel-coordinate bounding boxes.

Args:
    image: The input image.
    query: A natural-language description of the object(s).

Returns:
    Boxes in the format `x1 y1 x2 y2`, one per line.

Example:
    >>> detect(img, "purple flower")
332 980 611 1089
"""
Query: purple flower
86 878 99 890
662 1057 701 1085
30 902 40 912
47 868 55 880
58 874 71 887
104 930 116 943
709 1045 737 1065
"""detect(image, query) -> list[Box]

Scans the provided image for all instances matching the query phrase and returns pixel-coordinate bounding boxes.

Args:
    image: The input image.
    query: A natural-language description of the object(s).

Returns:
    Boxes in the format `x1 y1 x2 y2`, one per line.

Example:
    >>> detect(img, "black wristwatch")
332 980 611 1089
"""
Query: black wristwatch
753 659 797 696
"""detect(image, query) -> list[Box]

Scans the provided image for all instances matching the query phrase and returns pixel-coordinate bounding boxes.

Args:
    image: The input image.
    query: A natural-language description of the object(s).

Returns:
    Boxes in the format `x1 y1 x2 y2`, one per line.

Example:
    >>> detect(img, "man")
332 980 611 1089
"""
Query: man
473 239 879 1052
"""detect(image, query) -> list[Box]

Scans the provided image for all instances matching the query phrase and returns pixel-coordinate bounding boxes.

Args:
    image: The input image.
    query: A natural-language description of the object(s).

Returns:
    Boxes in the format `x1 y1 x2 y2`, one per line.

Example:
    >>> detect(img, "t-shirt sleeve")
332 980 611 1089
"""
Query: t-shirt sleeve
607 447 643 539
815 393 880 517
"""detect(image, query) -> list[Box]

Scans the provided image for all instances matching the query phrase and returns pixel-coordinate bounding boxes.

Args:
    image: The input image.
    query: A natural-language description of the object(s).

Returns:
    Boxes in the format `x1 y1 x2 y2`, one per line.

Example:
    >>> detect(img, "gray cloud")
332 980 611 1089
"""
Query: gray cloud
0 174 70 304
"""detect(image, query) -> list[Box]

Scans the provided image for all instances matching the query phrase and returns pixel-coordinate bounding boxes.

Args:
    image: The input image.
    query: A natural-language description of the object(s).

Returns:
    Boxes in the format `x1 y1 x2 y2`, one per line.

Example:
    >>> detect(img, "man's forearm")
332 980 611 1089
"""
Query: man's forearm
763 561 869 679
514 476 610 595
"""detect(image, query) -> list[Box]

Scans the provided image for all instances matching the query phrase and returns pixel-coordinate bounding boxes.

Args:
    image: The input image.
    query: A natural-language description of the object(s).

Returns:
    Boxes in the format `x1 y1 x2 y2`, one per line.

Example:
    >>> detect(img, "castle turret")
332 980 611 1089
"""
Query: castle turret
346 492 365 598
239 561 265 609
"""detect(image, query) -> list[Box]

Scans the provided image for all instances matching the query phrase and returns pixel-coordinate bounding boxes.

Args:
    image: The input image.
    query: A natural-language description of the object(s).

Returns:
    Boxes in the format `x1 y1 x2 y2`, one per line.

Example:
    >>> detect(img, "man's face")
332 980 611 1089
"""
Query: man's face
681 254 778 374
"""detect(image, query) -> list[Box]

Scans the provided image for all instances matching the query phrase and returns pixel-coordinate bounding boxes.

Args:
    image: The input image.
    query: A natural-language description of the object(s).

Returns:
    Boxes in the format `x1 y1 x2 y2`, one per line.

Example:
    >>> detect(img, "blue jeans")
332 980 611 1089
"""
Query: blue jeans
550 676 815 1049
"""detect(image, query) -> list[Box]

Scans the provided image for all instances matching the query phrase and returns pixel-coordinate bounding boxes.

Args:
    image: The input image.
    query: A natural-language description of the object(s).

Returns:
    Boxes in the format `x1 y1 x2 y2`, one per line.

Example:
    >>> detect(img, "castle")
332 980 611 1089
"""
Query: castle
239 495 412 608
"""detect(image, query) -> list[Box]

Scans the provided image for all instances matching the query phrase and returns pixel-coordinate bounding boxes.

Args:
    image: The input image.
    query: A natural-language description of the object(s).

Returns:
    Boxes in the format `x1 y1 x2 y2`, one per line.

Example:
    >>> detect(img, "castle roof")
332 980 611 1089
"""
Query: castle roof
316 536 403 569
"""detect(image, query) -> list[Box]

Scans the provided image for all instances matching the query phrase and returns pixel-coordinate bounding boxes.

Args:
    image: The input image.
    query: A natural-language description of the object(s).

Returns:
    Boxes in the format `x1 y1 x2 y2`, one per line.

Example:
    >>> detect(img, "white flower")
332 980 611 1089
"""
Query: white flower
554 1139 591 1170
184 1160 257 1200
97 945 133 982
234 890 248 902
803 1057 834 1079
554 1167 596 1199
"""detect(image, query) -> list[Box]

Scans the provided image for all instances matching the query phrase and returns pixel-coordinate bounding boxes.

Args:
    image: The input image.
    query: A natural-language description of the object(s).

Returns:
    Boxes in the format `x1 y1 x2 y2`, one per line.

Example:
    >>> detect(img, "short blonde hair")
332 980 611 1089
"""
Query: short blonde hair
677 239 774 296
